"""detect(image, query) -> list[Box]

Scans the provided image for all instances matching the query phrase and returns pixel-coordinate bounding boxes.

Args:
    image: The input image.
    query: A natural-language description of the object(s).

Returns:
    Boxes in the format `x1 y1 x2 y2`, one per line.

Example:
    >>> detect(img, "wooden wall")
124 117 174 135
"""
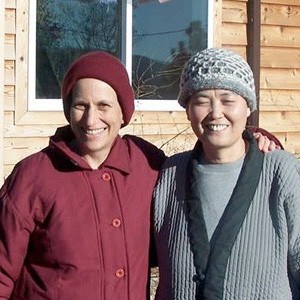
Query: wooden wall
0 1 4 182
260 0 300 156
222 0 300 156
2 0 300 183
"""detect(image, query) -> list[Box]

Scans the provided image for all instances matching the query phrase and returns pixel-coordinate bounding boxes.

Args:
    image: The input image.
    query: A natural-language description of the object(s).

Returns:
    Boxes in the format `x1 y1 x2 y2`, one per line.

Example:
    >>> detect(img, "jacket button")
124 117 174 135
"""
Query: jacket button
102 173 111 181
112 218 121 228
115 268 125 278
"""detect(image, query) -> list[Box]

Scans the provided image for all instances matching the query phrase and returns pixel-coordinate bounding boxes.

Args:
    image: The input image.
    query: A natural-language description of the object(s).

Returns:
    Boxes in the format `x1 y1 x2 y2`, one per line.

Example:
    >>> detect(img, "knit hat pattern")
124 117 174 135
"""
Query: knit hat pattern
178 48 257 111
61 51 135 127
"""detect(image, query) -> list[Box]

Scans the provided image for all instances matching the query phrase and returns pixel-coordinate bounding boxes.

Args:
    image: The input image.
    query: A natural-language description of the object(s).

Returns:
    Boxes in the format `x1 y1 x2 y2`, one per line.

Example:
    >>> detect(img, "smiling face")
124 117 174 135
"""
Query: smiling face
186 89 251 163
70 78 124 168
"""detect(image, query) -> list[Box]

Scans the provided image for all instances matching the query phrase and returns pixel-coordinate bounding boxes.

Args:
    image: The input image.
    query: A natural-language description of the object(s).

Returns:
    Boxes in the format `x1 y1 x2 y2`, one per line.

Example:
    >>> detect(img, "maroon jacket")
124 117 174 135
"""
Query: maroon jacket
0 126 165 300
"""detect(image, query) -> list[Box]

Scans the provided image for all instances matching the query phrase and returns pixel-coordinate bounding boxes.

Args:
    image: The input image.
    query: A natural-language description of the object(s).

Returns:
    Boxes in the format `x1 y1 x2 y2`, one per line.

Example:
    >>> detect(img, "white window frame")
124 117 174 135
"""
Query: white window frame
28 0 214 112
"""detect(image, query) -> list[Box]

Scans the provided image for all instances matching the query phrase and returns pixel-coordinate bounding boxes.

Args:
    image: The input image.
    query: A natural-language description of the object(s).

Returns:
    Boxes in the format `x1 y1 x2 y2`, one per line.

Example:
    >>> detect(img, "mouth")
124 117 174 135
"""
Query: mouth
206 124 228 132
83 127 106 135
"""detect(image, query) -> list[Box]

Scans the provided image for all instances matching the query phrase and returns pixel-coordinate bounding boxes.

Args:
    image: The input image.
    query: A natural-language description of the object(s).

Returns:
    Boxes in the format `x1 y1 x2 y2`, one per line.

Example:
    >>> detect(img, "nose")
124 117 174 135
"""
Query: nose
85 106 99 126
209 102 222 119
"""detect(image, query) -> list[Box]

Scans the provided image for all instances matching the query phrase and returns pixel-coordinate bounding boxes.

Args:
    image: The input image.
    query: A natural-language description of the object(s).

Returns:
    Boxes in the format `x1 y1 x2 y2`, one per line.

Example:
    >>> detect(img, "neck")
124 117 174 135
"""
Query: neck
82 154 108 169
202 139 248 164
68 140 110 169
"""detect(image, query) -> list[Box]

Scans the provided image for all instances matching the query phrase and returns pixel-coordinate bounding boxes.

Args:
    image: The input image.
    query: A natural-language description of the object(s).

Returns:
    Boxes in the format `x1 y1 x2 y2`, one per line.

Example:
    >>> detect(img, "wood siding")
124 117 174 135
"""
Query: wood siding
2 0 300 181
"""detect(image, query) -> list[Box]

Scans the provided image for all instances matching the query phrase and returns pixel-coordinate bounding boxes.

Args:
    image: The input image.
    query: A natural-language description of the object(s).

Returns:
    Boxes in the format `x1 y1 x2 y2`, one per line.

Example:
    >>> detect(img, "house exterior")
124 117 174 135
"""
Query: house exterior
1 0 300 186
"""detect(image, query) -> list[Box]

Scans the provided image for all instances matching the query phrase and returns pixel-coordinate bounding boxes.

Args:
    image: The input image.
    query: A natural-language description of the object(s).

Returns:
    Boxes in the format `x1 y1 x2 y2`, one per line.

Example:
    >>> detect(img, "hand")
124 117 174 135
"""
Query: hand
253 132 281 153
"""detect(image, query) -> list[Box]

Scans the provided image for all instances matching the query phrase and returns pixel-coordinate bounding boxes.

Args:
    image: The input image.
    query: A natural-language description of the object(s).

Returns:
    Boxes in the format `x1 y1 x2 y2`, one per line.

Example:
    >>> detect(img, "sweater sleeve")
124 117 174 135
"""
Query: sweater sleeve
0 175 34 298
283 158 300 291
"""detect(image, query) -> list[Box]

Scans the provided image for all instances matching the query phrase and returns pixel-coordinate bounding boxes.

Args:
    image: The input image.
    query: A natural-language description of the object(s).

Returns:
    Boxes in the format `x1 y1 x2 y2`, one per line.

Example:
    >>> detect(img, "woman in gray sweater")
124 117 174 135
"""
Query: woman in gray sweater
153 48 300 300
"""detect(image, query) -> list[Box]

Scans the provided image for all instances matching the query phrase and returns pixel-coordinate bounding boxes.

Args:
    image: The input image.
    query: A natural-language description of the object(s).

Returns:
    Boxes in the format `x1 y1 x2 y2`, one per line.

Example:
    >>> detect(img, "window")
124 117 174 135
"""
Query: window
28 0 213 112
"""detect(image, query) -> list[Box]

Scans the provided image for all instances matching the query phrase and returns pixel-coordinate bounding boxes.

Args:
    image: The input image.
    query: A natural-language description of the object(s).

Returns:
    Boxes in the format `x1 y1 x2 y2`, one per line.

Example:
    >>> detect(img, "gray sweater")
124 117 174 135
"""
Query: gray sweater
153 142 300 300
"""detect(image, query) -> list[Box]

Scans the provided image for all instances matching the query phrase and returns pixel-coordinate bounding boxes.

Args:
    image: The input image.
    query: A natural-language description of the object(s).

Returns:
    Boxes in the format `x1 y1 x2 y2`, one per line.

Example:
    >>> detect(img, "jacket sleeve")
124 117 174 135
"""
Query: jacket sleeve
247 126 284 149
0 174 34 298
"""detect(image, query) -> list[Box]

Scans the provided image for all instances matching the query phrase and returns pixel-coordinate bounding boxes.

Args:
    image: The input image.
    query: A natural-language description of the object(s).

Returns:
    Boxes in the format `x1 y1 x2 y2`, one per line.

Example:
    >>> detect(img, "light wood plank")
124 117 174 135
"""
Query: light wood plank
261 47 300 68
5 8 15 34
1 0 5 184
213 0 223 47
223 45 247 56
260 68 300 90
124 133 196 155
12 110 190 126
14 111 68 126
262 4 300 26
4 111 14 125
4 165 14 179
223 1 247 24
4 85 14 111
285 132 300 157
5 0 16 9
260 111 300 132
14 0 29 124
261 0 300 5
261 25 300 47
4 137 49 166
131 111 187 124
4 60 14 85
5 34 15 59
5 123 61 138
260 89 300 111
264 131 300 157
222 23 247 45
121 123 193 136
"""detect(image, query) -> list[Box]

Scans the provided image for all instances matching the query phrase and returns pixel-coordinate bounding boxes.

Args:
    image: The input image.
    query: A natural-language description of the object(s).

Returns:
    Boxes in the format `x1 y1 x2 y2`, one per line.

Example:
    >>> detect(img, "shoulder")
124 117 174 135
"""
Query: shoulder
0 149 52 225
9 149 50 176
122 135 167 169
156 151 192 184
262 150 300 191
264 149 300 172
2 149 50 190
162 151 192 169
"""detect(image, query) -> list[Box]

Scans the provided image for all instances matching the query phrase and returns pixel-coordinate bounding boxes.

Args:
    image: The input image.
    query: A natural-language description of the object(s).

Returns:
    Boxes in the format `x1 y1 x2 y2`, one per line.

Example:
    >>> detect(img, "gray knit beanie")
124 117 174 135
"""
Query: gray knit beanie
178 47 257 111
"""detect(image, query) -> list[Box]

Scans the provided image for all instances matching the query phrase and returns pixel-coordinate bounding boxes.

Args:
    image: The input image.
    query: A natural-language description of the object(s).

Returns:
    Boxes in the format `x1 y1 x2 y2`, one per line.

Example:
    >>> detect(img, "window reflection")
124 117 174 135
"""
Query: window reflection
35 0 208 102
36 0 121 99
132 0 208 100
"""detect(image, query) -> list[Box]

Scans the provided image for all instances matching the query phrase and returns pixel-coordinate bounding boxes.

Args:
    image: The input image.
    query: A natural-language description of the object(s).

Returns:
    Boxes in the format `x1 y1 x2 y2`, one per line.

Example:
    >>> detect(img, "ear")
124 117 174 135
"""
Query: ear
246 107 251 118
186 107 191 121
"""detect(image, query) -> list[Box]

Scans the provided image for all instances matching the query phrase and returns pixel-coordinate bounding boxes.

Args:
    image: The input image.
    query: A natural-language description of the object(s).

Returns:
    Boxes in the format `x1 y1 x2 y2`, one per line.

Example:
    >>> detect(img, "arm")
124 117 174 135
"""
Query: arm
283 160 300 294
0 175 33 298
247 126 284 152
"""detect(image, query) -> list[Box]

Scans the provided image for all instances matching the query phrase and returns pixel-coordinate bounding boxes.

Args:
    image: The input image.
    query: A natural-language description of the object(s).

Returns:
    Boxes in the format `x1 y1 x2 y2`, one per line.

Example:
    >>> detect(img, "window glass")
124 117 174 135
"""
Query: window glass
36 0 121 99
33 0 209 108
132 0 208 100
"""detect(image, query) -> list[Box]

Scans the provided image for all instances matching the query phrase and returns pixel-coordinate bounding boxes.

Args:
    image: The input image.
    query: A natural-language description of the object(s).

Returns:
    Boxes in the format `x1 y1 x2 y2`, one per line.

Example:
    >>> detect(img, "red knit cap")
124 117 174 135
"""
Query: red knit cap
61 51 135 127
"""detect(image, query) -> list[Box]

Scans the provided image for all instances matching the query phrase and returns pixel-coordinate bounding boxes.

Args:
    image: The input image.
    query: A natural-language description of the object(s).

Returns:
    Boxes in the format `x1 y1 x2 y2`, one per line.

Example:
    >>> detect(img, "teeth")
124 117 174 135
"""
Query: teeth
207 124 228 131
85 128 105 135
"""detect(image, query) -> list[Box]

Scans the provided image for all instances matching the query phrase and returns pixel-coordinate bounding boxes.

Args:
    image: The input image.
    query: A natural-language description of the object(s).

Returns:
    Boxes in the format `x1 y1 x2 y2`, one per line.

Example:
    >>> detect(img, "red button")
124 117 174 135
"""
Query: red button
112 218 121 228
102 173 111 181
115 268 125 278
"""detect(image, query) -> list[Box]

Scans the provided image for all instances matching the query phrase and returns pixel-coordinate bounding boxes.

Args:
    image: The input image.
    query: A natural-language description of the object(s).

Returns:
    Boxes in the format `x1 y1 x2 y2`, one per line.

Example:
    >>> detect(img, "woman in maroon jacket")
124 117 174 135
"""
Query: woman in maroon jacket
0 52 166 300
0 51 281 299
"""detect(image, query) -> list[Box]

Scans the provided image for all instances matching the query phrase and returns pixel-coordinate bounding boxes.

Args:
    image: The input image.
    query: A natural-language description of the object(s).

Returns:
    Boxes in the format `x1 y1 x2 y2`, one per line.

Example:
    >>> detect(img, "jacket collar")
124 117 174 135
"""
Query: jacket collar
49 125 131 174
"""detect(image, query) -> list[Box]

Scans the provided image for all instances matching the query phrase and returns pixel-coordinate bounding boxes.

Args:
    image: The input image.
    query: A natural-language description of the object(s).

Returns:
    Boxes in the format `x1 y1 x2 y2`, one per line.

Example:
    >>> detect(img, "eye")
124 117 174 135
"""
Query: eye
73 103 86 111
221 97 236 105
97 102 111 110
193 98 210 106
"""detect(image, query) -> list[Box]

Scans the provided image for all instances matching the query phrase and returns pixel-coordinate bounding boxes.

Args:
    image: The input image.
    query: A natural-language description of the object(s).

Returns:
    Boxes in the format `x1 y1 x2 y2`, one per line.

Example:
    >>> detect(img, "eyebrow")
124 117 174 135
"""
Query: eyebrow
195 90 236 97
